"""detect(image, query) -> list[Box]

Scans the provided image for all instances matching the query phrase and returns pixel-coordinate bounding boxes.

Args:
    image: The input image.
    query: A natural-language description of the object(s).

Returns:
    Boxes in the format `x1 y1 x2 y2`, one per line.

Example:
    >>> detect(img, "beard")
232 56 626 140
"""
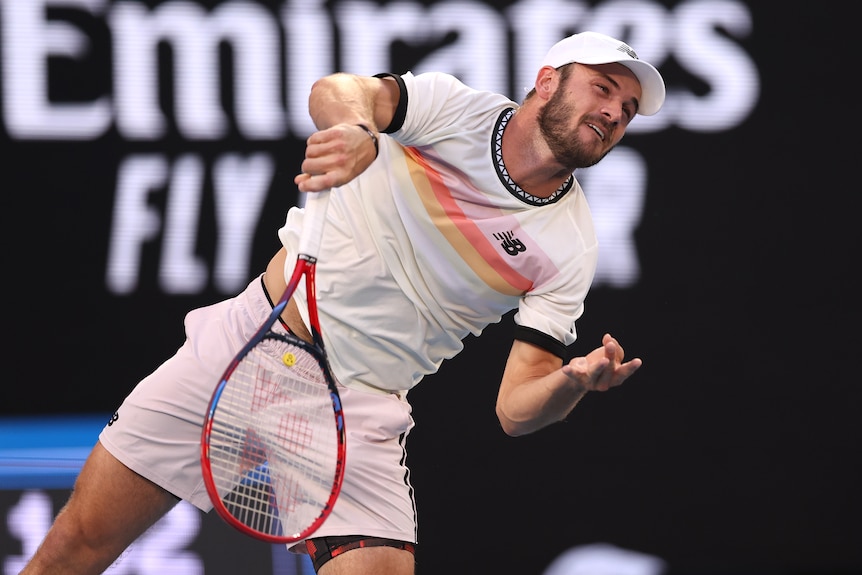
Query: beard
537 90 611 169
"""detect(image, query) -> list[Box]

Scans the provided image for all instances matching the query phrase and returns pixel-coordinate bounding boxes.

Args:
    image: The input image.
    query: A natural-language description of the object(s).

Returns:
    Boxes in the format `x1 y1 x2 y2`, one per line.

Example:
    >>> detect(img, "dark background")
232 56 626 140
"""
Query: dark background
2 1 859 574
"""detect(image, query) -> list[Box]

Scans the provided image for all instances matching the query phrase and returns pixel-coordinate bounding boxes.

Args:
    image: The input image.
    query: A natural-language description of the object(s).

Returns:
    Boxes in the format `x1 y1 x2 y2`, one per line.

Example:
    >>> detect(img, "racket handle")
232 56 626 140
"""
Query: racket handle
299 190 331 258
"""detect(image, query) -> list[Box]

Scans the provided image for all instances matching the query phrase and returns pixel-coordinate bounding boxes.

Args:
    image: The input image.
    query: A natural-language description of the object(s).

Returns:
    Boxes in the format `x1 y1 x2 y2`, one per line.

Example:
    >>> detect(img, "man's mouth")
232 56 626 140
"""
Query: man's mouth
587 123 606 141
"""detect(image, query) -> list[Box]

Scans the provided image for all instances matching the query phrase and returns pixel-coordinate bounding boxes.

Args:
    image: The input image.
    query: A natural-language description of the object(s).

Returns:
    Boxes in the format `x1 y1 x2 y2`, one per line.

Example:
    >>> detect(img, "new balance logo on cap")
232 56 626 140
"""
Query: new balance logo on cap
616 43 638 60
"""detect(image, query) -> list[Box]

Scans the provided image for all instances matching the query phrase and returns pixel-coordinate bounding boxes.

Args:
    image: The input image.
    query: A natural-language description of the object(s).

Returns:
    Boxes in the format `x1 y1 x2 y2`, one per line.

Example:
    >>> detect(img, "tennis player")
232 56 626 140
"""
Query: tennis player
20 31 664 575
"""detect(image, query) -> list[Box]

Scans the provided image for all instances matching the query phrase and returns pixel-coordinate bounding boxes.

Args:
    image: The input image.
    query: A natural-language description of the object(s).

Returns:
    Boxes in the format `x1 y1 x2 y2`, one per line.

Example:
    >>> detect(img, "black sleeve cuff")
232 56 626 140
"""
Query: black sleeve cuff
513 325 568 360
373 73 408 133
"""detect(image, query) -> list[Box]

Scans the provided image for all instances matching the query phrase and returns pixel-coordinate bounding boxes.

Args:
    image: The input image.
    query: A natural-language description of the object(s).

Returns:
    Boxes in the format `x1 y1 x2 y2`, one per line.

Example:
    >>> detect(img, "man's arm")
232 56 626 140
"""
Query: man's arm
295 73 401 193
495 334 642 436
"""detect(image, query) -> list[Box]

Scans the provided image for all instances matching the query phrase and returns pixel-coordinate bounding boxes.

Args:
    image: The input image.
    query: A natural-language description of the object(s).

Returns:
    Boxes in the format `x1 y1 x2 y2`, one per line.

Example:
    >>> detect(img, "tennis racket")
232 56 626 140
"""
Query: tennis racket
201 190 345 544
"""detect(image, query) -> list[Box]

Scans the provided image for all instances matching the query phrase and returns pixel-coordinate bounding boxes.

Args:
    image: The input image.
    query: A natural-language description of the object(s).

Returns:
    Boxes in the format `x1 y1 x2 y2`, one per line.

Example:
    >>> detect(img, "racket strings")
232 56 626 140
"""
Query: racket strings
207 334 340 539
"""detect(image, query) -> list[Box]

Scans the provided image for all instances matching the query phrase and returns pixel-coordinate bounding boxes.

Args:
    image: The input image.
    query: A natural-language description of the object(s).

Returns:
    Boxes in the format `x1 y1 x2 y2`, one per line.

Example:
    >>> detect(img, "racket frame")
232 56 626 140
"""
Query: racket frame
200 191 345 544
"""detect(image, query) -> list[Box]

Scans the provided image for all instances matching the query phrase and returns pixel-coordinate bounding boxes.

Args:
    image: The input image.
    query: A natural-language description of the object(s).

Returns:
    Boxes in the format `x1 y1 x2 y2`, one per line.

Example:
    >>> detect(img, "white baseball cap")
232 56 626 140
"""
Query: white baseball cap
540 31 666 116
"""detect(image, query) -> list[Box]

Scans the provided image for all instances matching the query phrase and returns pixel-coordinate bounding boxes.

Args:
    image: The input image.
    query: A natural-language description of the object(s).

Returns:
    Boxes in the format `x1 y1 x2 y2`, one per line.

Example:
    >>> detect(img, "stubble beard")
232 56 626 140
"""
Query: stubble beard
538 91 610 170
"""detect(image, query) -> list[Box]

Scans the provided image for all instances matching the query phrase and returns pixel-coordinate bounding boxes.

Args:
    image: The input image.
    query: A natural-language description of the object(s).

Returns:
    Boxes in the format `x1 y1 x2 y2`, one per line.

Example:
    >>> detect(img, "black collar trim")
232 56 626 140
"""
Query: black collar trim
492 108 573 206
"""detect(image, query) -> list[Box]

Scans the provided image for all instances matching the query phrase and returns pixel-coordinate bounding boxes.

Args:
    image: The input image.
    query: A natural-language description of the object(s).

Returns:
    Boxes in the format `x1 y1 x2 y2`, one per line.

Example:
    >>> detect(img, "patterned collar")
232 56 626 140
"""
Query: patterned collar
492 107 574 206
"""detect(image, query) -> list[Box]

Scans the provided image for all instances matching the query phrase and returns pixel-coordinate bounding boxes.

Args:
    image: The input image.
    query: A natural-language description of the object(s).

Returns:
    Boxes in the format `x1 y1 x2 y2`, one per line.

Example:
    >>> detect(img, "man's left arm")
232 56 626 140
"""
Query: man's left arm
495 334 642 436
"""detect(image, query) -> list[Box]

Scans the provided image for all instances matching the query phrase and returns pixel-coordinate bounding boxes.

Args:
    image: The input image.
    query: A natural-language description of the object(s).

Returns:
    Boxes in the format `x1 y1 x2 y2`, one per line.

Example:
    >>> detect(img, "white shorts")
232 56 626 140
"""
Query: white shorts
100 276 418 547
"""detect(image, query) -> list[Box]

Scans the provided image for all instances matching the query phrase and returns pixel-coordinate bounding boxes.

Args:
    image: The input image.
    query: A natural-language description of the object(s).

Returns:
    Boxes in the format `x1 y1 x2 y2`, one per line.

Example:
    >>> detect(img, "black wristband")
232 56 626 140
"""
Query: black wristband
356 123 379 158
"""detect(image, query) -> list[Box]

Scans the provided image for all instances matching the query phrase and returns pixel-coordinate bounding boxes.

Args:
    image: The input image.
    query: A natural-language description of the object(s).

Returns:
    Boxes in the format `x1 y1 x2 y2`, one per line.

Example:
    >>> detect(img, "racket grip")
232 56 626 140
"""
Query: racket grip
299 190 331 258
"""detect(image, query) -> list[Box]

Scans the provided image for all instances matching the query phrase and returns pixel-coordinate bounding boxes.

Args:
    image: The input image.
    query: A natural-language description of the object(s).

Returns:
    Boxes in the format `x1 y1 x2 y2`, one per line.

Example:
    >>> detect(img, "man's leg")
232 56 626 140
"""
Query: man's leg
19 441 180 575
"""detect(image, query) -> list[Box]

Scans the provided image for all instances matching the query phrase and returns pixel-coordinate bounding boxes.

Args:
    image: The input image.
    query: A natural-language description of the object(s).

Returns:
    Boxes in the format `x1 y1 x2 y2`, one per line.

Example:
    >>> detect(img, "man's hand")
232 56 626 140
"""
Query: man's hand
295 123 379 193
562 332 642 392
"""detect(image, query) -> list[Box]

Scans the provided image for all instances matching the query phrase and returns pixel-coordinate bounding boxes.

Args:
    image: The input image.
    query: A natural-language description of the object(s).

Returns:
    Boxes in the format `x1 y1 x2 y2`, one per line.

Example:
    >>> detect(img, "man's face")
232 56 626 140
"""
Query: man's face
538 62 642 169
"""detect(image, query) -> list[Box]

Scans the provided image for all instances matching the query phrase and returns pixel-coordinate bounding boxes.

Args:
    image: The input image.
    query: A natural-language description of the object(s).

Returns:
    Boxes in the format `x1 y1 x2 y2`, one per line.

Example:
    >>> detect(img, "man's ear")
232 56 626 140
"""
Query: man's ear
533 65 558 101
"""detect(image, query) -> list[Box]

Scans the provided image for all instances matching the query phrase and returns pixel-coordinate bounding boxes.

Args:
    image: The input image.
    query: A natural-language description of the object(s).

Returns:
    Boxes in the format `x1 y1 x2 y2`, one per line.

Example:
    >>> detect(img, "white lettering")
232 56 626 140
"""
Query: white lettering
212 153 274 292
672 0 758 131
283 1 334 135
106 155 168 294
160 155 208 293
579 148 647 287
106 153 273 294
111 1 285 140
2 0 760 140
3 491 53 574
0 0 111 139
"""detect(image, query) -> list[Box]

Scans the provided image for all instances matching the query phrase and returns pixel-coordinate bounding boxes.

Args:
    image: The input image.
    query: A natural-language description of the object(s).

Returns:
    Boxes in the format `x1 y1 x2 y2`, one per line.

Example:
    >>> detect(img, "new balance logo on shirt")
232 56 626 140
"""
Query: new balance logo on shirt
493 231 526 256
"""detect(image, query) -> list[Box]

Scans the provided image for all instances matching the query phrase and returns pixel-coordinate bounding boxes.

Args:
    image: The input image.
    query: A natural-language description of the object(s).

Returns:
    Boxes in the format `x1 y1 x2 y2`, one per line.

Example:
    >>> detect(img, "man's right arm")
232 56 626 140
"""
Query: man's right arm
308 73 400 131
295 74 401 193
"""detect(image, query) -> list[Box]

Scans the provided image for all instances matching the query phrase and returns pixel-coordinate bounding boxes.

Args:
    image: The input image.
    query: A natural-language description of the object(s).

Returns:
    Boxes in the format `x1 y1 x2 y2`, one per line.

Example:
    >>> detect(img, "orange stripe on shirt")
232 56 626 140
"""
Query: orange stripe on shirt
404 147 533 296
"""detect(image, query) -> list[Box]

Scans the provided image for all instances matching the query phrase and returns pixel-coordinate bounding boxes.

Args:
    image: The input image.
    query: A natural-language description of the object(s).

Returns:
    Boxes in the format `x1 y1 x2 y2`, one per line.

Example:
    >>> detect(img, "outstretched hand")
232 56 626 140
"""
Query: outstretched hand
561 333 642 393
295 123 378 193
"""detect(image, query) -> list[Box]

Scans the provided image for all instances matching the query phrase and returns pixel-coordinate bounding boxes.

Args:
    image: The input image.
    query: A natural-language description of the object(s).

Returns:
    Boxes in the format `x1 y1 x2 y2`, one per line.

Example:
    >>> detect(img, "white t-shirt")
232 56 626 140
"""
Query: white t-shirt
278 71 598 394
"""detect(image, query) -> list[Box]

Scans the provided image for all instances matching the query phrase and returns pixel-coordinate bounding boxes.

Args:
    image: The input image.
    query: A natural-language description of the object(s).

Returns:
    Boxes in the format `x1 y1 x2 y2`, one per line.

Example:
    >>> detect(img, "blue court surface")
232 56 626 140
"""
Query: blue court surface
0 414 108 489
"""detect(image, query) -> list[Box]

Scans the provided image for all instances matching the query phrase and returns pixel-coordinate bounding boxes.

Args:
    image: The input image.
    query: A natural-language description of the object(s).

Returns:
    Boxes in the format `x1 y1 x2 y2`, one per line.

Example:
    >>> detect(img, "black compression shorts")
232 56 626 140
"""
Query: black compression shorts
306 535 416 571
